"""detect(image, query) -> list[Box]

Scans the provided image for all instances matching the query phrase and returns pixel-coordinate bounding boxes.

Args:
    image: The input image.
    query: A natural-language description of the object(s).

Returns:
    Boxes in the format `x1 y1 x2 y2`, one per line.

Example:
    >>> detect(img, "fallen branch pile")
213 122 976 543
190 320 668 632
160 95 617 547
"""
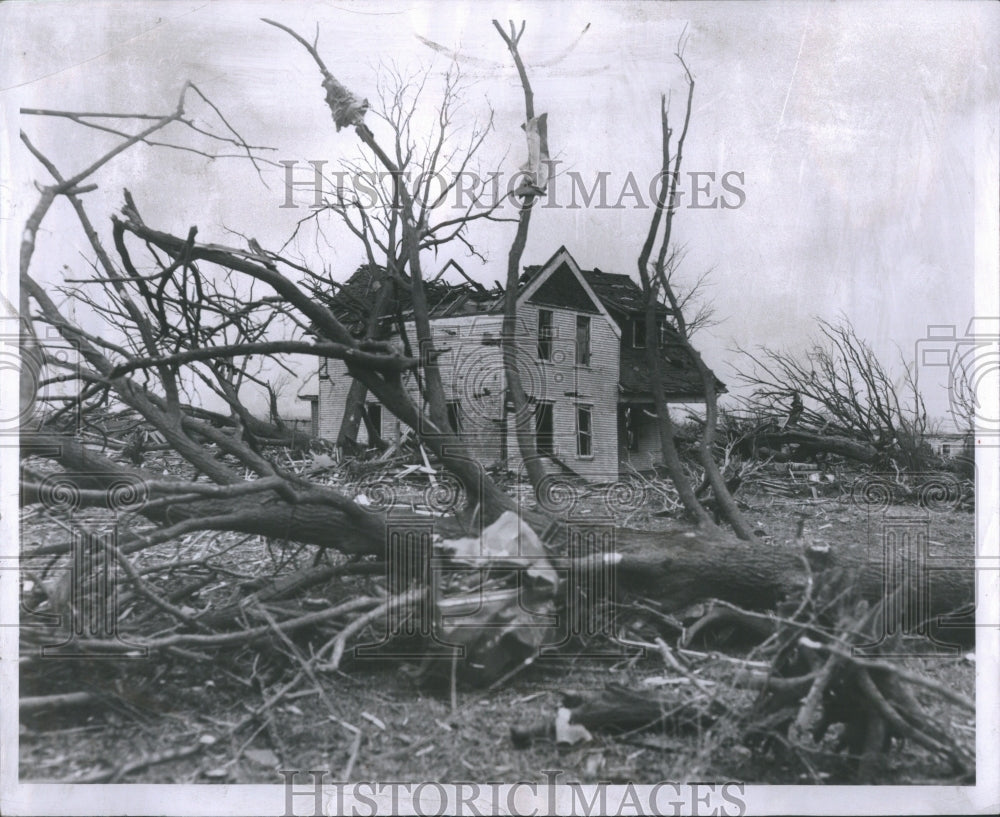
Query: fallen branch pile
19 417 975 783
510 585 974 783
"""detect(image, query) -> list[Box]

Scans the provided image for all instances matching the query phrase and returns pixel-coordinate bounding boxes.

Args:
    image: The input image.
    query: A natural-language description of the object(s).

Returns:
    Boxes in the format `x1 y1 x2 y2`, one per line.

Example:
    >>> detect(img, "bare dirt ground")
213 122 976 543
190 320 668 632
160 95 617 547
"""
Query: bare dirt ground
18 471 975 785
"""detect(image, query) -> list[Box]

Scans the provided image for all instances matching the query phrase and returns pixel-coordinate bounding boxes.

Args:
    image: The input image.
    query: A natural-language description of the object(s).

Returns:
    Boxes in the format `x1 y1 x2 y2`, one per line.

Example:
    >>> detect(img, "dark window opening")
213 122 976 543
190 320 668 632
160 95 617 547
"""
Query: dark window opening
625 406 641 452
535 401 554 455
577 405 593 457
537 309 553 361
633 319 646 349
941 444 951 457
364 402 383 440
576 315 591 366
447 400 463 435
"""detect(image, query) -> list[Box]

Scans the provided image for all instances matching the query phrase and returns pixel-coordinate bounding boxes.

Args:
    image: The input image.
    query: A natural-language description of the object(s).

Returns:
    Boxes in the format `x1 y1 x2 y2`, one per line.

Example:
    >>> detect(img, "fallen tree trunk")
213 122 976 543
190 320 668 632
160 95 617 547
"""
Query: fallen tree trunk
21 433 974 627
751 429 877 464
612 526 973 627
510 684 716 748
612 526 805 611
21 432 387 557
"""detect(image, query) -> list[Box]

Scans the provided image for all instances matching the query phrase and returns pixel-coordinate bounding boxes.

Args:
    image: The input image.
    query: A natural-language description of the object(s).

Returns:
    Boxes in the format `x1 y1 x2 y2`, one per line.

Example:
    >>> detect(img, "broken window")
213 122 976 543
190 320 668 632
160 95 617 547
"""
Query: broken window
576 315 591 366
535 401 554 455
538 309 553 360
577 405 593 457
447 400 463 435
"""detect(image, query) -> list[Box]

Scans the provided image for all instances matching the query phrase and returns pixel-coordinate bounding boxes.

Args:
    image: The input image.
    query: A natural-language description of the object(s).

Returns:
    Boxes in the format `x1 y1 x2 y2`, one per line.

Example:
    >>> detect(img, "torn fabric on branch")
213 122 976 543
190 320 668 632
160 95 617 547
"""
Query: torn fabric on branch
518 113 550 196
322 75 369 131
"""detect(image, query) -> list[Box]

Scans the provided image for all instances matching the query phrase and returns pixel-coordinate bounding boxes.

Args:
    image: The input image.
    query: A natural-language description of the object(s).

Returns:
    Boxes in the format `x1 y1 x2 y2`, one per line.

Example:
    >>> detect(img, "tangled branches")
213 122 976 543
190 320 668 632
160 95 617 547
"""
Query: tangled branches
740 570 975 782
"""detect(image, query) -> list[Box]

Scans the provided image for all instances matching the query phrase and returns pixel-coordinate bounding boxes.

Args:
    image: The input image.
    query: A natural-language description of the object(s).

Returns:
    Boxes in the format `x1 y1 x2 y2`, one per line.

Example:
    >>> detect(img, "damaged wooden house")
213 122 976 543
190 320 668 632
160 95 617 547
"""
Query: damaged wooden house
300 247 721 481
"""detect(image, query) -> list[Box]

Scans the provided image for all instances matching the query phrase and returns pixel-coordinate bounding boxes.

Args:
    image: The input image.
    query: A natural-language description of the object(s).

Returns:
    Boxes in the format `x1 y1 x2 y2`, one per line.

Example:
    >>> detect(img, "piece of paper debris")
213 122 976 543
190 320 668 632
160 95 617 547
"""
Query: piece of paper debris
554 707 592 745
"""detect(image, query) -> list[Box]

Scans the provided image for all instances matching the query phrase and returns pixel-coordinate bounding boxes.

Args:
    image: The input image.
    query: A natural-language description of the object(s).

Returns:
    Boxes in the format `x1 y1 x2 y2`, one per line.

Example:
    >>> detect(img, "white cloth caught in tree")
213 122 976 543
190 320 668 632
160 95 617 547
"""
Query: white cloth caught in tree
519 113 550 194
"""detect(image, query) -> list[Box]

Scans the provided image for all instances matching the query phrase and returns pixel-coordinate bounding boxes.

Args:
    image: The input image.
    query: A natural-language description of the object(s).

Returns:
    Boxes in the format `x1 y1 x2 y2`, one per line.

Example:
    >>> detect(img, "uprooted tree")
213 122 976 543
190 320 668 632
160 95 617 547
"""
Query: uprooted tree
16 18 974 778
732 317 937 470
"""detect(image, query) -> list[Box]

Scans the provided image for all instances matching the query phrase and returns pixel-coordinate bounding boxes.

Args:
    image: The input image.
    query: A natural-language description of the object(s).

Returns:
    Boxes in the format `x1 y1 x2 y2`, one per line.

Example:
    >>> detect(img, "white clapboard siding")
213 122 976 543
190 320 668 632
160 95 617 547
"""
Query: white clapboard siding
316 307 622 481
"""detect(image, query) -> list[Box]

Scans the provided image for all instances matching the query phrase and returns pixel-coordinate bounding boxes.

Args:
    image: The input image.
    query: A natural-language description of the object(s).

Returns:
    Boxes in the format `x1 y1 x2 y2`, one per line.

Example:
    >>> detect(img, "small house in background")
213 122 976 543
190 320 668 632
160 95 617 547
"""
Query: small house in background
296 371 320 439
314 247 722 481
924 430 973 459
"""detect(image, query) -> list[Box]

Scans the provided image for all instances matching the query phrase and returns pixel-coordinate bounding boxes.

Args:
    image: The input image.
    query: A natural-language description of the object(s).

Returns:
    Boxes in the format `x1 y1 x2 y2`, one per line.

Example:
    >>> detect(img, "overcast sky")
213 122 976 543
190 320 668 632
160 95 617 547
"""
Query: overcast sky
2 0 997 426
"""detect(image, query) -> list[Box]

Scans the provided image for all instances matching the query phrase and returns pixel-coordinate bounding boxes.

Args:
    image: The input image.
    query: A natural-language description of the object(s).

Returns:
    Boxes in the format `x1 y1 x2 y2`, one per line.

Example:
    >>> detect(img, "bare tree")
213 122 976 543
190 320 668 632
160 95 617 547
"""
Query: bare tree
15 22 793 602
493 19 549 492
734 316 933 470
13 15 969 654
273 37 518 465
331 265 396 453
947 355 979 437
635 37 756 540
277 19 555 494
13 23 975 784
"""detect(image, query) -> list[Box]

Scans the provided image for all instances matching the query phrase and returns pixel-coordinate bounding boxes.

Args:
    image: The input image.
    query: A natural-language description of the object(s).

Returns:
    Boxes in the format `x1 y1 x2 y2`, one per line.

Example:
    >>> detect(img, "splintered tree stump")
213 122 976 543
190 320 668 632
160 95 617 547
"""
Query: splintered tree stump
746 585 976 782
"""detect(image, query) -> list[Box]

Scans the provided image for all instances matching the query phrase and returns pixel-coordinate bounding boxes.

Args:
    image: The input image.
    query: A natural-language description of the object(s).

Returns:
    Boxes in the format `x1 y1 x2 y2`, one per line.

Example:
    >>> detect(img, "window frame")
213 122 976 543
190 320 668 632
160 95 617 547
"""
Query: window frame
535 400 555 455
625 406 641 452
537 309 553 361
657 316 670 347
632 318 646 349
576 404 593 458
575 314 591 367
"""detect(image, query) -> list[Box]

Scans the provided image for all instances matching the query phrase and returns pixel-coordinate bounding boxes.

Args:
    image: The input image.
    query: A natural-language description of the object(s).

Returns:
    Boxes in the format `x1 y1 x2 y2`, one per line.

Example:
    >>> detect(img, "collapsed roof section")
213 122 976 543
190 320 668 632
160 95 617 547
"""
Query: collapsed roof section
327 249 664 329
321 262 505 337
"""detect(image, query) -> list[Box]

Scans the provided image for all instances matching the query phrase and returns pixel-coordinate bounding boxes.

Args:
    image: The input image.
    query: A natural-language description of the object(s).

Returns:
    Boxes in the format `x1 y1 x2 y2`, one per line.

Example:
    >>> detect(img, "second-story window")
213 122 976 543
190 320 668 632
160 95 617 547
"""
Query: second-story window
537 309 553 360
576 315 591 366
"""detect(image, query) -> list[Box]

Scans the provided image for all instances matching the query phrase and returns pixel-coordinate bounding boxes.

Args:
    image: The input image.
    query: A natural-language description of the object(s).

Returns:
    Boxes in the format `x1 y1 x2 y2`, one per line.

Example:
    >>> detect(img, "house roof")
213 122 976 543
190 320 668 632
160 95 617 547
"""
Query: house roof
618 344 723 400
321 264 503 334
330 249 661 327
323 249 722 399
516 246 621 337
297 371 319 401
519 247 720 399
925 431 972 441
322 264 387 335
519 247 673 321
581 269 653 315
